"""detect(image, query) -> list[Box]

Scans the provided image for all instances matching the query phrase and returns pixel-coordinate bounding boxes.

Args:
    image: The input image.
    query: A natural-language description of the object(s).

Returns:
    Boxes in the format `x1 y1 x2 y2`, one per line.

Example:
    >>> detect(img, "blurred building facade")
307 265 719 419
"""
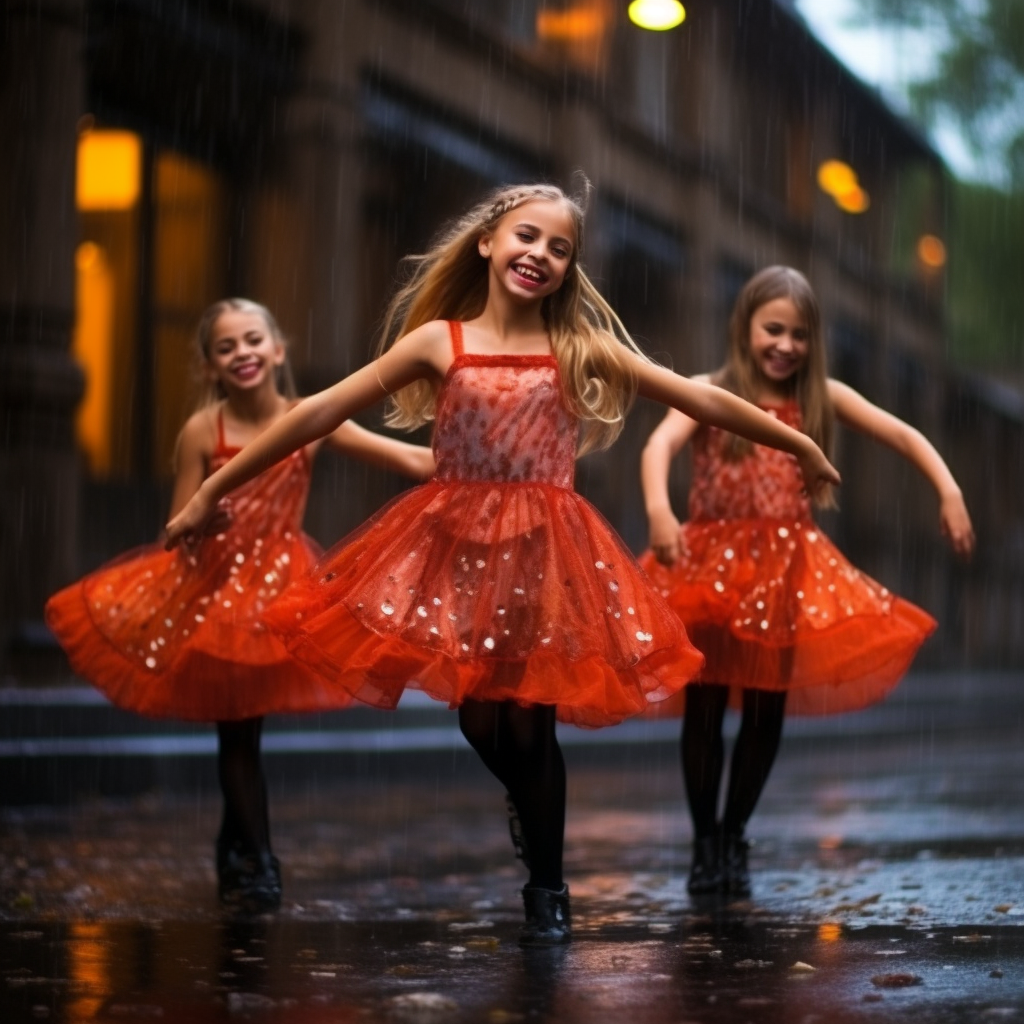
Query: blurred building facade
2 0 1020 679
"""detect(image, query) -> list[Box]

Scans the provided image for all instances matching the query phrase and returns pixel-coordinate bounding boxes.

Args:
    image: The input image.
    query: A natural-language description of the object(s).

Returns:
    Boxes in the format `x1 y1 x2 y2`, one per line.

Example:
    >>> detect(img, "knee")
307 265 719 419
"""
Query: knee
458 703 498 753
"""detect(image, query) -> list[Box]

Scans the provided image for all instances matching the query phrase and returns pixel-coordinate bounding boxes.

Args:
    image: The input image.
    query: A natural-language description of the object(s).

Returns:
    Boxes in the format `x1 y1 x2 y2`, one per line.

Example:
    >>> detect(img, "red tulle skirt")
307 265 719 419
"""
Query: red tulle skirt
638 518 936 716
266 480 705 728
44 533 353 721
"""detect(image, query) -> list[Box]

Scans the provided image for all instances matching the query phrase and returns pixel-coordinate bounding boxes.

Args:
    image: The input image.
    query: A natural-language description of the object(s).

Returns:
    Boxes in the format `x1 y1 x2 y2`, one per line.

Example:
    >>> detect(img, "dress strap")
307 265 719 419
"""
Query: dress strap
216 406 227 450
447 320 464 358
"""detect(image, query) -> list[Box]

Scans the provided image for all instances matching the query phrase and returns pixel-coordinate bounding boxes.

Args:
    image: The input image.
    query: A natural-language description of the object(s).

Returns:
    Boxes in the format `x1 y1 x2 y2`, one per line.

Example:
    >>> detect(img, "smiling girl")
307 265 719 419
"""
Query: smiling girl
46 298 434 912
164 186 841 943
640 266 974 898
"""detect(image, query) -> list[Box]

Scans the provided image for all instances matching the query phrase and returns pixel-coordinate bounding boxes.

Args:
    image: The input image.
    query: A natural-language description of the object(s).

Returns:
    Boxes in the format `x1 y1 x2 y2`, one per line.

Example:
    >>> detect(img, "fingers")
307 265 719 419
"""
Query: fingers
651 543 680 566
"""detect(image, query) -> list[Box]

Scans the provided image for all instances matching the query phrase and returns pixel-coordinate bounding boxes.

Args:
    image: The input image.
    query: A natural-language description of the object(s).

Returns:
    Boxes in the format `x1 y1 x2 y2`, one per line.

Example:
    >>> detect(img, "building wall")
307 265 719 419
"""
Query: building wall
2 0 1020 676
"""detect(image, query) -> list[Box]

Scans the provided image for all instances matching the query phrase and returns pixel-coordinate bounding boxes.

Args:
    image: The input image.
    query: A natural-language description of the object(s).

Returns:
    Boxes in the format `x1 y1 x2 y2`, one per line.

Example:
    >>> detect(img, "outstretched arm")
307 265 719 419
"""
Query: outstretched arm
829 380 974 558
634 359 841 497
641 406 702 565
325 420 435 481
165 323 449 547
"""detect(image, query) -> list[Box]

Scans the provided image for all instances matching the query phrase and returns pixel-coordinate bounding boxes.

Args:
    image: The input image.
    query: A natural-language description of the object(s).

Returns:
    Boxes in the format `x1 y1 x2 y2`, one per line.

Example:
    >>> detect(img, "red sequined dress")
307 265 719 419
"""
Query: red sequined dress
45 410 332 721
266 321 704 727
639 402 936 715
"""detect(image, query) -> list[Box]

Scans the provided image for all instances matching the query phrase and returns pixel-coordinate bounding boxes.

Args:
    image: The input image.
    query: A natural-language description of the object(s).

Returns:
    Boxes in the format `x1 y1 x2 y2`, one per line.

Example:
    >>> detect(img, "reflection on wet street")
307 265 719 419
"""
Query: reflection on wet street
3 675 1023 1022
4 915 1022 1024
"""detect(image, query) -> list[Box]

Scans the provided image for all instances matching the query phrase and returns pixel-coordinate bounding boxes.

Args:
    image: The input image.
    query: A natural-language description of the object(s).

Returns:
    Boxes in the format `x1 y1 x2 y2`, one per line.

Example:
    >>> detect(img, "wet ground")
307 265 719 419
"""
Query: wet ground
2 673 1023 1023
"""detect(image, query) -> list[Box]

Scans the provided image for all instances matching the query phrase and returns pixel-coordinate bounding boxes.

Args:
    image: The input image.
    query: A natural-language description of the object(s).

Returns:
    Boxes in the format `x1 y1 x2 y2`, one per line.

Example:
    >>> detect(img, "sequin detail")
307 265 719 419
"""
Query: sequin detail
266 322 704 727
45 428 329 721
639 402 936 716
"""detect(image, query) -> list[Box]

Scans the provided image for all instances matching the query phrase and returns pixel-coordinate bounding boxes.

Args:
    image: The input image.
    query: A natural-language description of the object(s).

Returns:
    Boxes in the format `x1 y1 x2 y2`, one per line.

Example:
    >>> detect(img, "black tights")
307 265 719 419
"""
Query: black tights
216 718 271 856
682 683 787 839
459 700 566 891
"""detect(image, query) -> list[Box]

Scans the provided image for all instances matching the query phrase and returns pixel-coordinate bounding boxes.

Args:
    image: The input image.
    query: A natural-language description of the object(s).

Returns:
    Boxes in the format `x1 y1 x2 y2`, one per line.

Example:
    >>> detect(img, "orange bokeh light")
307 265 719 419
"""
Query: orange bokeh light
537 6 605 39
817 159 858 197
817 160 869 214
917 234 947 268
835 186 870 214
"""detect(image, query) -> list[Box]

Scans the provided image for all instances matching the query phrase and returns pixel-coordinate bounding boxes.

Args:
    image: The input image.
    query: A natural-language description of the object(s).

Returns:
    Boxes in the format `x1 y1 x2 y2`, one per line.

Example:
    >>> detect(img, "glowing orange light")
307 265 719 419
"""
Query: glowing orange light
73 241 115 474
817 160 870 214
816 159 858 197
66 921 112 1020
628 0 686 31
917 234 947 268
818 834 843 851
818 922 842 943
76 129 142 210
835 186 870 214
537 6 605 39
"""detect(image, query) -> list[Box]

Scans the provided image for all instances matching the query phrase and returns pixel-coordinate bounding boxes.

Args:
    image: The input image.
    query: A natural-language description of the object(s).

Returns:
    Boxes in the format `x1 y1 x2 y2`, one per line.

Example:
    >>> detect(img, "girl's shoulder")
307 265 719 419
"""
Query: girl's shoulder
177 405 220 458
390 319 457 373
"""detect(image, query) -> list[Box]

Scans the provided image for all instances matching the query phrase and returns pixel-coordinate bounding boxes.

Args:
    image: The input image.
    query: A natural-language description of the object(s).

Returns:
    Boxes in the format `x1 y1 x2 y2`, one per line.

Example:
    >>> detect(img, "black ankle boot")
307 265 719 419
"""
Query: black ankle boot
505 793 531 870
687 834 724 895
722 832 751 898
240 851 282 913
218 847 282 913
520 885 572 946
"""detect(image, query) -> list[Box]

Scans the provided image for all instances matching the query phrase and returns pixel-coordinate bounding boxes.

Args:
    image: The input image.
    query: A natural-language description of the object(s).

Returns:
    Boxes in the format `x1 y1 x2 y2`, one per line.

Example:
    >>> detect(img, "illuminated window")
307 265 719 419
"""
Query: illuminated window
74 124 228 480
77 130 142 210
72 242 116 475
152 151 228 473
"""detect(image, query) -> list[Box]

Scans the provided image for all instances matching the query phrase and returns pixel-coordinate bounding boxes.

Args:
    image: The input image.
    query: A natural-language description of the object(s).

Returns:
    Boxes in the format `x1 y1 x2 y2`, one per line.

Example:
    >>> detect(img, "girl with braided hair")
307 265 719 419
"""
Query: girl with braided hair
167 183 840 943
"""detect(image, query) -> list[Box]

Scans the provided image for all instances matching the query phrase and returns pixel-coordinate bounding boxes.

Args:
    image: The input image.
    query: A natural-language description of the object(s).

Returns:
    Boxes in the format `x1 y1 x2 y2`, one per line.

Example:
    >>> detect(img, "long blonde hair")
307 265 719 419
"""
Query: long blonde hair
375 181 646 455
714 266 835 505
193 297 297 410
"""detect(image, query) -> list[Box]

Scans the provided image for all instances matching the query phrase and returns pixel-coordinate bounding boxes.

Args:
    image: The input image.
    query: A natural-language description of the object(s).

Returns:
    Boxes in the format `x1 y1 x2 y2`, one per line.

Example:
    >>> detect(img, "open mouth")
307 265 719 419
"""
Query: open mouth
231 361 262 381
511 262 548 287
763 352 800 375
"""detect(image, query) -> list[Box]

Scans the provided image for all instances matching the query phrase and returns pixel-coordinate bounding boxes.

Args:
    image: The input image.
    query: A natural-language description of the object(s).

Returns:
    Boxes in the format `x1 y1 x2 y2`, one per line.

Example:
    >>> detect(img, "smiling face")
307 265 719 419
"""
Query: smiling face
205 309 286 395
748 296 810 393
478 198 576 303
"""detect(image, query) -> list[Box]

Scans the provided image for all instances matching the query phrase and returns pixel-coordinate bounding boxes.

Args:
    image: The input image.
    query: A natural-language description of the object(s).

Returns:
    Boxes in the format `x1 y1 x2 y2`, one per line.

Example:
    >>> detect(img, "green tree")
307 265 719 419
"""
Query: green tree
859 0 1024 369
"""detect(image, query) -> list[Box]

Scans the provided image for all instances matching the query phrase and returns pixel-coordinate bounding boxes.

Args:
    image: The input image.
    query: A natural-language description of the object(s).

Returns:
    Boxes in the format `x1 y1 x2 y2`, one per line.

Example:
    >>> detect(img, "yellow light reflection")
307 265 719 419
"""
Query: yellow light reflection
917 233 947 268
628 0 686 31
77 130 142 210
537 6 605 39
73 241 115 474
66 921 112 1020
818 922 842 943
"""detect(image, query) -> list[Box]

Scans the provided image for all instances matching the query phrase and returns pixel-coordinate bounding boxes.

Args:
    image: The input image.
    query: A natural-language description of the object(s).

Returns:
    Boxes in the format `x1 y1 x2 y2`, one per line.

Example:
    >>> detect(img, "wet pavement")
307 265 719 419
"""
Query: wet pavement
2 672 1023 1023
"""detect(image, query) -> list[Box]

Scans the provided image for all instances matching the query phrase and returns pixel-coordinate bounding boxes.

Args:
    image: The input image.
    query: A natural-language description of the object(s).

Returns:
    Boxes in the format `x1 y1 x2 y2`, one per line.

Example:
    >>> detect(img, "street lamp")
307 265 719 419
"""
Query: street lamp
628 0 686 31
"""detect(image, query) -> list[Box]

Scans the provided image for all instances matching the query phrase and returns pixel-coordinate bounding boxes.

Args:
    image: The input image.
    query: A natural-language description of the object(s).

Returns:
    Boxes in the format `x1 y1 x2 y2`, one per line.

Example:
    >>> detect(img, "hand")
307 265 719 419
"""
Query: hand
796 443 842 500
939 491 975 560
203 497 234 536
165 486 217 550
648 506 684 566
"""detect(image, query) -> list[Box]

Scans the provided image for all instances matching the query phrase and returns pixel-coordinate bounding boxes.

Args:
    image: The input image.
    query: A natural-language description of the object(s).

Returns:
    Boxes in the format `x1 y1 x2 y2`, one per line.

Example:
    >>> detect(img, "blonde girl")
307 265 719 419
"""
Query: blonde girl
167 188 839 943
46 298 433 912
640 266 974 898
